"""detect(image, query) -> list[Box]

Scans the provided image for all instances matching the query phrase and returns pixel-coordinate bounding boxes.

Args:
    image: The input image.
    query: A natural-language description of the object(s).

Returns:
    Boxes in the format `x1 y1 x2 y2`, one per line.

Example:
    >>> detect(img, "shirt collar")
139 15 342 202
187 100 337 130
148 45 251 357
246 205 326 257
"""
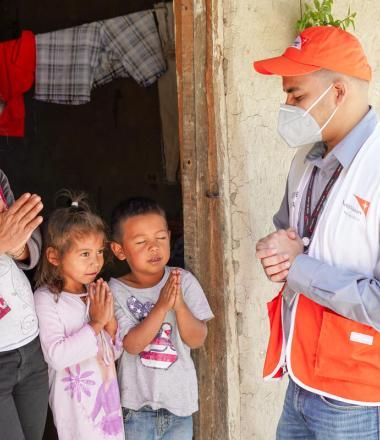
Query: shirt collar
306 106 378 168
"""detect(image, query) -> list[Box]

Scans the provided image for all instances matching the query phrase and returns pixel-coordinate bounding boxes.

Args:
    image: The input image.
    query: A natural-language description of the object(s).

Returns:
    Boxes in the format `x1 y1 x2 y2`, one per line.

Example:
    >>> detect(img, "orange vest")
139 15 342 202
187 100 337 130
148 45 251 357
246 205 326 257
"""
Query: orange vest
264 289 380 404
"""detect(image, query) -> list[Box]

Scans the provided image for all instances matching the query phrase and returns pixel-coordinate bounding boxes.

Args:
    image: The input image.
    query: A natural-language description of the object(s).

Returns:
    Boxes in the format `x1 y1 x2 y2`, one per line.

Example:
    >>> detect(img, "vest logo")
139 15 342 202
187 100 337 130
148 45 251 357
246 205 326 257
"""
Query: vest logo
354 195 370 216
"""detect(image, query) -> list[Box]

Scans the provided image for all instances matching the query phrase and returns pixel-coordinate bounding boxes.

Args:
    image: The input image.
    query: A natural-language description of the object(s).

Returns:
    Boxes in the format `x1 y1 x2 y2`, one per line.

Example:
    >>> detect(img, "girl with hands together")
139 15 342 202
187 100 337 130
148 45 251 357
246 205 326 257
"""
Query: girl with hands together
34 192 124 440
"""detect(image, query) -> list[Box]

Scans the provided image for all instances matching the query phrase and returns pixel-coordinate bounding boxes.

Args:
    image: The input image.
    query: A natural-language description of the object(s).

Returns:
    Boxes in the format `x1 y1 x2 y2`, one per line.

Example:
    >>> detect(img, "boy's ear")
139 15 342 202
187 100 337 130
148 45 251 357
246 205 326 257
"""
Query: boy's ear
46 247 60 266
110 241 127 261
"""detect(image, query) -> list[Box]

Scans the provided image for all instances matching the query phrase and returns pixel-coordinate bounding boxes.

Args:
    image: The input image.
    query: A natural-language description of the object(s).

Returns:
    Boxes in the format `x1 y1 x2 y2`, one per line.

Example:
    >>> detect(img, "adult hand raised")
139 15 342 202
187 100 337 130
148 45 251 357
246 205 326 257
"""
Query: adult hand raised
0 193 43 255
256 228 303 282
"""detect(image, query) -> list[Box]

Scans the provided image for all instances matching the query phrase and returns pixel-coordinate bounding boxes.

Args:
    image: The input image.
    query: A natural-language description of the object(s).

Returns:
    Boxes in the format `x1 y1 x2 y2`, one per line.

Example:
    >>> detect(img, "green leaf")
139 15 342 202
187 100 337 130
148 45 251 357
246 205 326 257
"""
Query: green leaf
296 0 356 31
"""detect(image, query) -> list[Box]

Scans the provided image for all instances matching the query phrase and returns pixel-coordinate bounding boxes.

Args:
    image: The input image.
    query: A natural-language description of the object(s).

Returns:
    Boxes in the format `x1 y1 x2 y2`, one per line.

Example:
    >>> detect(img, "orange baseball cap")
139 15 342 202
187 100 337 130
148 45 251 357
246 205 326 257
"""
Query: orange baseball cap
253 26 371 81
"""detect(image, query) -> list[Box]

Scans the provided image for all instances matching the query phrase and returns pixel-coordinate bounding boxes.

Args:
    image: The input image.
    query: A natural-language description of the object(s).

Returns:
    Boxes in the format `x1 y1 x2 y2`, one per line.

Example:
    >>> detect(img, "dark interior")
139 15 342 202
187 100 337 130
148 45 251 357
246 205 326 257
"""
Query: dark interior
0 1 181 437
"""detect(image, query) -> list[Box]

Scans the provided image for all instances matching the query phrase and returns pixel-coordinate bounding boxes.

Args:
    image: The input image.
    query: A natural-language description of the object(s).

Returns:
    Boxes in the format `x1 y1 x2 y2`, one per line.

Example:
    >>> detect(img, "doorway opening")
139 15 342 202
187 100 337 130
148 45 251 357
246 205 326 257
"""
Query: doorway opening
0 1 182 438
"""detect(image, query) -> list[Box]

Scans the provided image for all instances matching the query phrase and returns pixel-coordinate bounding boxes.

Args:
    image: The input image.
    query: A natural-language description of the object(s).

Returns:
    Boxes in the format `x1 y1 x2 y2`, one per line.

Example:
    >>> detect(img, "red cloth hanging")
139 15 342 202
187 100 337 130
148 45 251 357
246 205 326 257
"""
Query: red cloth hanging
0 31 36 137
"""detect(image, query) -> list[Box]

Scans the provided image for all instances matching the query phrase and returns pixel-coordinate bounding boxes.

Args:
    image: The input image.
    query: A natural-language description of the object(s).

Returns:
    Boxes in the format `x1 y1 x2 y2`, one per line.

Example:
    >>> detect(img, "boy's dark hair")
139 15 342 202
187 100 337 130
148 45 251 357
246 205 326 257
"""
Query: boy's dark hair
35 190 107 295
111 197 167 242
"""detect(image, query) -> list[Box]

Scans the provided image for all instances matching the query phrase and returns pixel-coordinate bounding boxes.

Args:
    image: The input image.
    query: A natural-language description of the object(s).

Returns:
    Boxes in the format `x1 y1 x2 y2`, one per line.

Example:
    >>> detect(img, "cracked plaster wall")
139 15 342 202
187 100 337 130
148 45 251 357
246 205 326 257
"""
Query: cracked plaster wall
220 1 380 438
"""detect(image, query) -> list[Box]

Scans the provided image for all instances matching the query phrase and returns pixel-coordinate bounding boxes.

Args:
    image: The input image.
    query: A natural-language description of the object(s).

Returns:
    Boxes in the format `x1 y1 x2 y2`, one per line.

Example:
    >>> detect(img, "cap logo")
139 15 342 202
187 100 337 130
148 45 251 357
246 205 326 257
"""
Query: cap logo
290 35 303 50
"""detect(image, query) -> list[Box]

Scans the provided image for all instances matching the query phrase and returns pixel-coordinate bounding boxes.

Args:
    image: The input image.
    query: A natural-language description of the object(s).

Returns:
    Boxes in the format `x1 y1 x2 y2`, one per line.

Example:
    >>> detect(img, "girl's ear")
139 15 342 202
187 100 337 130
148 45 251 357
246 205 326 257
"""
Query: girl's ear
46 247 60 266
110 241 127 261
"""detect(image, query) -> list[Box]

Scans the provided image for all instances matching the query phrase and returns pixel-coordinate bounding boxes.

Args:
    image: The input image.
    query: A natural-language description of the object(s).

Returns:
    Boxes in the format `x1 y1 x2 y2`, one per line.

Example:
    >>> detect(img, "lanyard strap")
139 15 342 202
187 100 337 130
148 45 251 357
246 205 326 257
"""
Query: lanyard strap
303 163 343 245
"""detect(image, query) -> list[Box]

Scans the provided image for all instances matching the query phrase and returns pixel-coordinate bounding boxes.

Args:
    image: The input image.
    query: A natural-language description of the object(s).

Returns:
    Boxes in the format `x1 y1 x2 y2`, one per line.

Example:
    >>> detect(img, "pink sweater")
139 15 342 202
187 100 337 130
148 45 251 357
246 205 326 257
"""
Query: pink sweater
34 287 125 440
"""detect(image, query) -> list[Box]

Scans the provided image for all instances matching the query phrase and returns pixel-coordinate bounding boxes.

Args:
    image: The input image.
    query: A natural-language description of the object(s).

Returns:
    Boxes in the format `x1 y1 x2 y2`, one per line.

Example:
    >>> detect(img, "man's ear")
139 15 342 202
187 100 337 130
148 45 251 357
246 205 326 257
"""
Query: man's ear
110 241 127 261
46 247 60 266
333 80 347 105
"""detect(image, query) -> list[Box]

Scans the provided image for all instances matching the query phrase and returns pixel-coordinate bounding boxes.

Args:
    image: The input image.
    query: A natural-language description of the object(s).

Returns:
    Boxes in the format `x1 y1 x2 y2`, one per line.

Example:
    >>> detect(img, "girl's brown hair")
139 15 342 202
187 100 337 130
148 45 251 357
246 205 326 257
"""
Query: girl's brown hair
36 190 107 295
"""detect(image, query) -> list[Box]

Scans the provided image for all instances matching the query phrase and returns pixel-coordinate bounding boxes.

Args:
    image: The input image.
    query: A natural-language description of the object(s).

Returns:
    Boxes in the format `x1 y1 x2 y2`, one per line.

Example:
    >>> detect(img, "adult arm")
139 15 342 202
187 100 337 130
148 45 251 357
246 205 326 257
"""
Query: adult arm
257 179 300 282
16 228 42 270
273 180 290 230
0 170 43 268
288 254 380 331
257 228 380 331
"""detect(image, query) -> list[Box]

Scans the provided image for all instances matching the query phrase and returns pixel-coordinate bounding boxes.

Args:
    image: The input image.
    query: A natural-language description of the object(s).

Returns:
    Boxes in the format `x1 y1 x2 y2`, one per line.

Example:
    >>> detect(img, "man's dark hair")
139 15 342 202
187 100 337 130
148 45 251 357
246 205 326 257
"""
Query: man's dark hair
111 197 167 242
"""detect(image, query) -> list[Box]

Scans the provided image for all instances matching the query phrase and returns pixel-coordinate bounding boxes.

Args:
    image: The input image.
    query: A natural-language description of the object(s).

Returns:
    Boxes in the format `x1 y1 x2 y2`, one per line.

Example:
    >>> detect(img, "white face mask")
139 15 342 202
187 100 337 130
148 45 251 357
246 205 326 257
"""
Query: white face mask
277 84 338 149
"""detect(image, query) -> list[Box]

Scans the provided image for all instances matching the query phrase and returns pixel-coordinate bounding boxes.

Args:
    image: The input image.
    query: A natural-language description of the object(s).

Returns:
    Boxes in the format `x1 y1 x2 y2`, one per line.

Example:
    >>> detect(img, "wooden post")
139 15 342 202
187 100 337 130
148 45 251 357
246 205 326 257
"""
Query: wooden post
174 1 230 438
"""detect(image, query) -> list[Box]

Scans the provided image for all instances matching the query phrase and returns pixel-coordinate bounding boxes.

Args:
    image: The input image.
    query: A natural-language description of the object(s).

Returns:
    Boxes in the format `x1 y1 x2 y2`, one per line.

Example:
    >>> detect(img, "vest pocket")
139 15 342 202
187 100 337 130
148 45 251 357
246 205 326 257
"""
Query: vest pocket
315 311 380 386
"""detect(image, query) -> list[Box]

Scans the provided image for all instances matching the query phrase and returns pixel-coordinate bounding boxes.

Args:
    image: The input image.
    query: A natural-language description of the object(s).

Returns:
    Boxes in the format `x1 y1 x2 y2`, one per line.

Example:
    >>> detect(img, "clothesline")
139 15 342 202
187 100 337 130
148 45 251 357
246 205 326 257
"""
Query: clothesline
35 11 167 105
0 6 171 137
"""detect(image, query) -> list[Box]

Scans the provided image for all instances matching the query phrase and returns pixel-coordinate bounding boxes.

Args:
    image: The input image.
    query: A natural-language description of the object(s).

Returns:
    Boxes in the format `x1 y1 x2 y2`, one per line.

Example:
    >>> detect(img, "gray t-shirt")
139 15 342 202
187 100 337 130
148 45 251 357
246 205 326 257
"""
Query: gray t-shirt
110 267 214 417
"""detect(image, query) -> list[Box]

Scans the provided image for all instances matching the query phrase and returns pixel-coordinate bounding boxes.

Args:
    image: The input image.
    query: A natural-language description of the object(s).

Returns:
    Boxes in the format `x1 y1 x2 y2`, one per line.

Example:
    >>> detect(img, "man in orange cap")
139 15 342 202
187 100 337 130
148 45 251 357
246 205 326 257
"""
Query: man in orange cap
254 26 380 439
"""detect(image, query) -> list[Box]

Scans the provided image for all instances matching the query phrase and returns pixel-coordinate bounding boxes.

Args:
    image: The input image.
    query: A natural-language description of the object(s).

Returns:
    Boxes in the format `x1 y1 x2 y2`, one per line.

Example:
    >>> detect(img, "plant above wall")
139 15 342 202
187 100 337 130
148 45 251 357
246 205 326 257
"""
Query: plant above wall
296 0 356 32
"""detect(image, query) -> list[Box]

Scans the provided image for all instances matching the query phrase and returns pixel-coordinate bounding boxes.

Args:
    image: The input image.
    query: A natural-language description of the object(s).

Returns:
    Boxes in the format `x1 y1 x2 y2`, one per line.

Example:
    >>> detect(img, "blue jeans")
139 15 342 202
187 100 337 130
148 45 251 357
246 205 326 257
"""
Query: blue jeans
277 379 380 439
123 406 193 440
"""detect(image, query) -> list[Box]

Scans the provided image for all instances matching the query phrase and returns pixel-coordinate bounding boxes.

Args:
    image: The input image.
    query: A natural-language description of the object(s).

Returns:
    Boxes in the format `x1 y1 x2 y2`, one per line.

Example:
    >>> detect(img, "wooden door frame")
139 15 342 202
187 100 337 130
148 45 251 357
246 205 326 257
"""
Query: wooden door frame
174 1 237 438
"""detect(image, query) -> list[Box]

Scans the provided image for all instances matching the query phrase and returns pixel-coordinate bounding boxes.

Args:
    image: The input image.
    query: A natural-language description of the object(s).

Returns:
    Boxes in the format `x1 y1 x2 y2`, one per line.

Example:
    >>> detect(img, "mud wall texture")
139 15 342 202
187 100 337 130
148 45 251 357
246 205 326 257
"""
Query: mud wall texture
220 1 380 438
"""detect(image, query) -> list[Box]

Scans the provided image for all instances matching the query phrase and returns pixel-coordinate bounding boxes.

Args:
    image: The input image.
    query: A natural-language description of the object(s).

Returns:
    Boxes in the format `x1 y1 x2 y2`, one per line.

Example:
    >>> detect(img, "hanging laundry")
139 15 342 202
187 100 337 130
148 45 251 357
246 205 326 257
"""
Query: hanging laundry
155 3 180 184
0 31 36 137
35 11 166 105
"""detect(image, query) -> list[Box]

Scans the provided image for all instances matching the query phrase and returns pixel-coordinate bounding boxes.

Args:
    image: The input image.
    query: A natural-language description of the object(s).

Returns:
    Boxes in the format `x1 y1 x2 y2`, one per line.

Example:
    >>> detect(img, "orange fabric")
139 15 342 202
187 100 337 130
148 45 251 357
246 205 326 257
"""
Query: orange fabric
264 292 380 402
263 291 284 379
253 26 371 81
0 31 36 137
